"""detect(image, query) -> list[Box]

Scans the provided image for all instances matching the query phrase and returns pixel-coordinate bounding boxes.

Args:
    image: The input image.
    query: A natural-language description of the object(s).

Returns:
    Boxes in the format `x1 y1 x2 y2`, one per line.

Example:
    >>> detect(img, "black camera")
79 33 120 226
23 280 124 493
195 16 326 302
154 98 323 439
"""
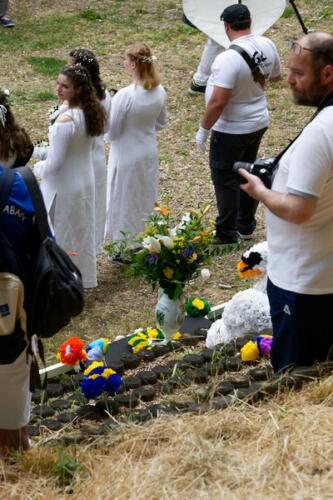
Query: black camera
232 157 277 189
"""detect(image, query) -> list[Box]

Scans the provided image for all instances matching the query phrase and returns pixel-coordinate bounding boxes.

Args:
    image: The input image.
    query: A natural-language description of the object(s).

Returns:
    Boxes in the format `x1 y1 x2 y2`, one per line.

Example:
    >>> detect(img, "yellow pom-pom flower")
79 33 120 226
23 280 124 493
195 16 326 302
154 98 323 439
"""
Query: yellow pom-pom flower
192 298 205 310
241 341 260 361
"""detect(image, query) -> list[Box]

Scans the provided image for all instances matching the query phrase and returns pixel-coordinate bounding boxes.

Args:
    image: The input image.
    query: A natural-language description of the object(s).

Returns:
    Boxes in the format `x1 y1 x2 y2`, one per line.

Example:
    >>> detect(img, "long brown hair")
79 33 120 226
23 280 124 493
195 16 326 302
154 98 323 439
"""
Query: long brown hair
60 65 106 136
0 91 32 162
69 48 106 101
126 43 161 90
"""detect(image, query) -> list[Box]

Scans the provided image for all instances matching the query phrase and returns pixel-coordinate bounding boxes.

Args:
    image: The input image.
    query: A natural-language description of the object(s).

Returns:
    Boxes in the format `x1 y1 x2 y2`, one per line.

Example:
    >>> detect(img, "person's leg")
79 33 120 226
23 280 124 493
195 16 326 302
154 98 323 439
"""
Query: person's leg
0 0 8 17
268 278 333 371
237 127 267 237
209 129 266 242
0 427 30 458
193 38 223 85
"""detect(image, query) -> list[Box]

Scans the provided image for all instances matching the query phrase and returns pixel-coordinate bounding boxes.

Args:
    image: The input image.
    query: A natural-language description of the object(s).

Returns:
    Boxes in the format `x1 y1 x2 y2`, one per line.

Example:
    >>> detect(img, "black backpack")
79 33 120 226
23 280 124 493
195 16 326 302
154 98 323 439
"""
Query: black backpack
17 166 84 338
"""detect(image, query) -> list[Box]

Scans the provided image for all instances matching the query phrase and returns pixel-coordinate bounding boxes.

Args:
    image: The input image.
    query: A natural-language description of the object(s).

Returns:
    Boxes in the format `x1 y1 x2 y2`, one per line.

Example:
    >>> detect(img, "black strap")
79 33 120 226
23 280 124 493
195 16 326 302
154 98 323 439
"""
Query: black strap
0 167 14 214
16 166 50 241
229 44 265 88
272 91 333 167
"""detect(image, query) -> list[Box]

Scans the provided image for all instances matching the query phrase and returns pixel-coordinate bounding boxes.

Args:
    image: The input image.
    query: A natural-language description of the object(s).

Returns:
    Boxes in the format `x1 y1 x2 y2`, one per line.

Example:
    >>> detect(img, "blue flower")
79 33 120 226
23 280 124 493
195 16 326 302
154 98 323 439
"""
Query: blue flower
144 253 159 265
182 247 194 258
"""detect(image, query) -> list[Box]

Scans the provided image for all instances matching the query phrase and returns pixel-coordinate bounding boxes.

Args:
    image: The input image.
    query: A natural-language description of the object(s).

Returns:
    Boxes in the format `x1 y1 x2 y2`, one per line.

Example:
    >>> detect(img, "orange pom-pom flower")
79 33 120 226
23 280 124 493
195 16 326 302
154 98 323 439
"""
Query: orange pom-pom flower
57 336 87 366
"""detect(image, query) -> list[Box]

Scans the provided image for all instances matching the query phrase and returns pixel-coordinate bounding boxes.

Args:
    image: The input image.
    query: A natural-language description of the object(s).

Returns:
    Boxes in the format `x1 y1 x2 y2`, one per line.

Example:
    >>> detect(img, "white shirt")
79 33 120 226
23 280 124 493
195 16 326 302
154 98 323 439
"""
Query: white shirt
206 34 281 134
266 107 333 294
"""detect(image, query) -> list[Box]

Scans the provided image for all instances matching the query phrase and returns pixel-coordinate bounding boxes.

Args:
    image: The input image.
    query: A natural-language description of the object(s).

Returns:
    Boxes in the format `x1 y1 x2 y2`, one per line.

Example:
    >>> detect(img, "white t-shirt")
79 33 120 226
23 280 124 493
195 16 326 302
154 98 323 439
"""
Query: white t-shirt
266 107 333 294
205 34 281 134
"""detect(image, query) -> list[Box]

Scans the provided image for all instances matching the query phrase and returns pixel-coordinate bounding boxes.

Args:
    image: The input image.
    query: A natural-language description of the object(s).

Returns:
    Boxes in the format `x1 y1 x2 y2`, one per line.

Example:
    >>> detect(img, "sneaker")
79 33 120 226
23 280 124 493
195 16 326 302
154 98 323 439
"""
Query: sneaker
0 15 15 27
237 231 254 241
188 80 206 95
212 236 239 246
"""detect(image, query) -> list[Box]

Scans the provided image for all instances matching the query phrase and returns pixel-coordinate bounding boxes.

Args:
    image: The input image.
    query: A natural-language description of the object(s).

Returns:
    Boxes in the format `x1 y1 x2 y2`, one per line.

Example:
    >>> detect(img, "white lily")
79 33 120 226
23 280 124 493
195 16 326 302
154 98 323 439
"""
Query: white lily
142 236 161 253
158 235 174 249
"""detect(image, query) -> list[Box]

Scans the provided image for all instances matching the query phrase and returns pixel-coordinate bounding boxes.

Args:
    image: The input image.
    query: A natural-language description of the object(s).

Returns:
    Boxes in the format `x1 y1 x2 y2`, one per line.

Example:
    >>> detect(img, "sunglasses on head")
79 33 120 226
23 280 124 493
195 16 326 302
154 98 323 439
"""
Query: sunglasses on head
287 40 314 56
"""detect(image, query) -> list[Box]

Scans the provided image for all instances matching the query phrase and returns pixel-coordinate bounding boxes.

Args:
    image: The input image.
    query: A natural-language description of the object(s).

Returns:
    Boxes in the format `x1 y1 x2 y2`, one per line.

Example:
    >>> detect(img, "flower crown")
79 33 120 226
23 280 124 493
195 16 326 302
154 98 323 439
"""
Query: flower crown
135 54 157 64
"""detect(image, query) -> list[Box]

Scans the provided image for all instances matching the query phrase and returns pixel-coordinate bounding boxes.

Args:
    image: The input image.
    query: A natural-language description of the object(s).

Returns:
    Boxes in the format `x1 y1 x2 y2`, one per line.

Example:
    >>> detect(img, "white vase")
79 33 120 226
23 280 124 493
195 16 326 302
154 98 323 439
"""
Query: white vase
155 288 185 340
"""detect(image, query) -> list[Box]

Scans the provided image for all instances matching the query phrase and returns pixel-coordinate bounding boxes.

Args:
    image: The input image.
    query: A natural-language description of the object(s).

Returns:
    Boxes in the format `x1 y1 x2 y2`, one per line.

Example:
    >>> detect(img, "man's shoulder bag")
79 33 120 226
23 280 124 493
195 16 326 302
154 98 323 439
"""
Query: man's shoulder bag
229 44 266 89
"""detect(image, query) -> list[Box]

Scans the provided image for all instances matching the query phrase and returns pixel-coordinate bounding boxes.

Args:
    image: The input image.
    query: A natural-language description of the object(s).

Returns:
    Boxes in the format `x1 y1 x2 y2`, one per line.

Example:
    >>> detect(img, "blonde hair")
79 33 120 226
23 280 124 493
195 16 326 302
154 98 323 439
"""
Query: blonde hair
126 43 161 90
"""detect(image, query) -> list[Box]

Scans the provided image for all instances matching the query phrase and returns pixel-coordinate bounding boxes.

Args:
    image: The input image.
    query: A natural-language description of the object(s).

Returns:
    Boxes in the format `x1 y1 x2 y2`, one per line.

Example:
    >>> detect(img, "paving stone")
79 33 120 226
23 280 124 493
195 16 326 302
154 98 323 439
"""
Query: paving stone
50 399 70 411
120 353 141 370
61 377 76 392
131 409 151 423
158 382 173 395
206 360 225 376
211 396 231 410
134 386 156 402
114 393 139 408
249 367 272 381
76 404 102 420
193 368 209 384
169 341 183 351
67 393 86 405
152 365 172 379
46 383 64 398
57 412 76 424
182 353 205 368
96 398 120 415
228 377 250 389
181 336 201 347
137 370 158 385
42 419 63 431
147 403 179 417
138 349 156 362
33 405 55 418
215 381 235 396
200 349 214 362
80 425 106 436
234 386 262 401
225 357 242 372
61 432 86 446
153 344 171 357
108 360 125 375
122 376 142 390
27 425 41 437
32 390 48 404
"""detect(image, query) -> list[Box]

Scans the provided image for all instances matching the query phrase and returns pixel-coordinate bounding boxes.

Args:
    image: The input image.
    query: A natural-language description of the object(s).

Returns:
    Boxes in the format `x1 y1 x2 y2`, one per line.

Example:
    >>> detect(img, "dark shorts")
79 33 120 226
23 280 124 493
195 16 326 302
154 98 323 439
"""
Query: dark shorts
267 278 333 372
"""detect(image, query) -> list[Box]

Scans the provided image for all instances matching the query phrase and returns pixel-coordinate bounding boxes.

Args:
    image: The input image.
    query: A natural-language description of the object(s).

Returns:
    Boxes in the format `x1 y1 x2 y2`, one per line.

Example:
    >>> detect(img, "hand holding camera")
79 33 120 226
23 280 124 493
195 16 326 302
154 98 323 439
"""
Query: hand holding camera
232 157 277 189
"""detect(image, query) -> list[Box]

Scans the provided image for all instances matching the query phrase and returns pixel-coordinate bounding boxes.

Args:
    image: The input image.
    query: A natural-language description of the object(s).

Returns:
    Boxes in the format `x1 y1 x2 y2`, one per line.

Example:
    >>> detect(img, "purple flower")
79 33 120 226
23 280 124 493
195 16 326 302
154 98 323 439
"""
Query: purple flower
144 253 159 265
258 336 272 357
182 247 194 258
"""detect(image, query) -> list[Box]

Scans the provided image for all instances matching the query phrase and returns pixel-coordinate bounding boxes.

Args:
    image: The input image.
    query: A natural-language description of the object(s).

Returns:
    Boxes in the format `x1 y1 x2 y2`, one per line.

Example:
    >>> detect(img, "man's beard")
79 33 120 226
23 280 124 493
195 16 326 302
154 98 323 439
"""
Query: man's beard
292 76 327 107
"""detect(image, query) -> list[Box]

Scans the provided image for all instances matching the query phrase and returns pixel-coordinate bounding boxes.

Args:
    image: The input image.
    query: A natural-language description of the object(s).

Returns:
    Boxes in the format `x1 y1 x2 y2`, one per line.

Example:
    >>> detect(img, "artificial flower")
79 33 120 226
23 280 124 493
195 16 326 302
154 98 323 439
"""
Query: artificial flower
142 236 161 253
57 336 87 366
81 362 122 399
86 338 109 361
240 341 259 361
159 235 174 249
154 204 170 216
163 267 174 279
192 298 205 310
185 297 211 317
172 331 182 340
187 252 198 263
127 326 167 353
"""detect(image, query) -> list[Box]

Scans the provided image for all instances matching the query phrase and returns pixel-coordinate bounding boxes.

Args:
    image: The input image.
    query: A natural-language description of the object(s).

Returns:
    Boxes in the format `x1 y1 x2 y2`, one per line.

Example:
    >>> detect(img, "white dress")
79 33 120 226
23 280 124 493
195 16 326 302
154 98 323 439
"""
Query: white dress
105 83 167 241
93 90 112 254
34 107 97 288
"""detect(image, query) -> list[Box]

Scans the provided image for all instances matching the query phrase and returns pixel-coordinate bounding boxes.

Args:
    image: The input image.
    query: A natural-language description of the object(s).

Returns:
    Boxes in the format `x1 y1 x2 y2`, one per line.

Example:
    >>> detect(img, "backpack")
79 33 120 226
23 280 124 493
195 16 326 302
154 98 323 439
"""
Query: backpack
17 166 85 339
0 168 29 364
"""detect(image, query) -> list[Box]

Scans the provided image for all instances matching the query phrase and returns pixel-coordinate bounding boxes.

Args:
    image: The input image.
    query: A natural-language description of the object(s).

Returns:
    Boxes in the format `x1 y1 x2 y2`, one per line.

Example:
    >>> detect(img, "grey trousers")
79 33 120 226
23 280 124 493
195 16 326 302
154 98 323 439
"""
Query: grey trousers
0 0 8 17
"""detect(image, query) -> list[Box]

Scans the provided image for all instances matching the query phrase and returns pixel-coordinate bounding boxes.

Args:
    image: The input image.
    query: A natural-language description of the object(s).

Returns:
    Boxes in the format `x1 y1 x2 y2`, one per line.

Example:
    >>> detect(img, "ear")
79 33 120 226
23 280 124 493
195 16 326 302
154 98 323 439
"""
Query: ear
320 64 333 85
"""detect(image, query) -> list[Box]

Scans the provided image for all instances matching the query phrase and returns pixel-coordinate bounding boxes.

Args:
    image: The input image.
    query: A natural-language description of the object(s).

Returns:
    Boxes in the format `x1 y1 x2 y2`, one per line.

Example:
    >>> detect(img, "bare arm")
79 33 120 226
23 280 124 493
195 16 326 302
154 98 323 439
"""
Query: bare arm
201 86 232 130
239 169 317 224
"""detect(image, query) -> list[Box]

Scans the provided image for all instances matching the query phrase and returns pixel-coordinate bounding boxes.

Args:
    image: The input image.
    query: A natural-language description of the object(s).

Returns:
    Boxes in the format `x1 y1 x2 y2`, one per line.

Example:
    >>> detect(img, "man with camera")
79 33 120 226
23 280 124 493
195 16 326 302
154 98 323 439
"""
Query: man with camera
196 3 281 244
240 32 333 372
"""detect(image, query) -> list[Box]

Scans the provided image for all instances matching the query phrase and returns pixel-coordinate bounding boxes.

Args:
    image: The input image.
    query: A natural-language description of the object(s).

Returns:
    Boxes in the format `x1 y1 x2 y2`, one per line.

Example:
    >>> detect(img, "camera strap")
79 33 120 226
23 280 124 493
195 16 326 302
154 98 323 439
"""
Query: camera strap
229 44 266 89
272 91 333 167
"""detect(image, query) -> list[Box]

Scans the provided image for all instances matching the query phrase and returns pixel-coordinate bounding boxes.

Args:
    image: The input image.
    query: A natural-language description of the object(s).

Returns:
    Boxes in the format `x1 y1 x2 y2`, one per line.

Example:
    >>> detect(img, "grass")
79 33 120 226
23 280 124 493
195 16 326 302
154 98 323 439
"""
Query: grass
1 0 333 497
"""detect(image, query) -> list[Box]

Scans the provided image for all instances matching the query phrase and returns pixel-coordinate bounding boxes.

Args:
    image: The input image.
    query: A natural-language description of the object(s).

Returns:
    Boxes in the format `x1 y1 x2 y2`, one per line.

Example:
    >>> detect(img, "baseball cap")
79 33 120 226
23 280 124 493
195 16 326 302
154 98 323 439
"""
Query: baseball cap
220 4 251 23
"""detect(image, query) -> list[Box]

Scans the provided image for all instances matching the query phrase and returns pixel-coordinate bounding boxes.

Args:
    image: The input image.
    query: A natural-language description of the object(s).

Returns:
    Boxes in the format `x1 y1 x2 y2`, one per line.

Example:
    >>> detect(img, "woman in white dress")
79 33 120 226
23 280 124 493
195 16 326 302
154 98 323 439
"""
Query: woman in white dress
34 65 106 288
69 48 112 254
105 43 167 242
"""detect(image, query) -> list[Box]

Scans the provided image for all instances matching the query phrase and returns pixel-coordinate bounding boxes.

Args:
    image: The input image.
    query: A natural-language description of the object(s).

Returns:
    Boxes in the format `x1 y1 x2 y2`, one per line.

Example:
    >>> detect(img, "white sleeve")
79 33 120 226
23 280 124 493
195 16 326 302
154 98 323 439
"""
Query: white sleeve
104 89 132 142
155 94 167 131
33 121 75 178
210 51 241 89
102 90 112 138
33 145 49 161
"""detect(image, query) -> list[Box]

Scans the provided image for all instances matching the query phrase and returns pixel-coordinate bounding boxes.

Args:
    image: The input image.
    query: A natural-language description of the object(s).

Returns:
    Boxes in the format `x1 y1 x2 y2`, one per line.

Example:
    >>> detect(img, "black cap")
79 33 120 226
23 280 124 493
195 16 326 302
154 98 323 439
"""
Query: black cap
220 4 251 23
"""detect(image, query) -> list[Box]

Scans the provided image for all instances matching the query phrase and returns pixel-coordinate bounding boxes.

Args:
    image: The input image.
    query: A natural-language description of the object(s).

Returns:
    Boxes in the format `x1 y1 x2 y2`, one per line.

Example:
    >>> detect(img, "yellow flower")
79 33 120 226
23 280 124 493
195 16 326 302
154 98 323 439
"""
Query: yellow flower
173 236 185 248
154 204 170 216
163 267 174 279
202 204 211 216
192 298 205 310
172 331 182 340
191 235 202 243
133 341 148 353
147 328 158 338
102 368 116 378
187 252 197 263
240 341 259 361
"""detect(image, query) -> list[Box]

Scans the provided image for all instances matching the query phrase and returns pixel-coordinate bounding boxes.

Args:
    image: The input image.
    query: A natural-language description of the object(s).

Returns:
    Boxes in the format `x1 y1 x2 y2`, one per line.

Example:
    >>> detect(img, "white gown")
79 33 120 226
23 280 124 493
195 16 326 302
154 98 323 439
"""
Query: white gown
34 107 97 288
93 90 112 254
105 83 167 241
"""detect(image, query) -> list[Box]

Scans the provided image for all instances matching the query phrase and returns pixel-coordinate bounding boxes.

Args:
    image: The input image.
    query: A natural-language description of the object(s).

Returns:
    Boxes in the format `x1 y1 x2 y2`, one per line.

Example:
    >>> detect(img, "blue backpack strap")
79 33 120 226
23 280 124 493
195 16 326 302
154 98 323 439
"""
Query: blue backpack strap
0 167 14 214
